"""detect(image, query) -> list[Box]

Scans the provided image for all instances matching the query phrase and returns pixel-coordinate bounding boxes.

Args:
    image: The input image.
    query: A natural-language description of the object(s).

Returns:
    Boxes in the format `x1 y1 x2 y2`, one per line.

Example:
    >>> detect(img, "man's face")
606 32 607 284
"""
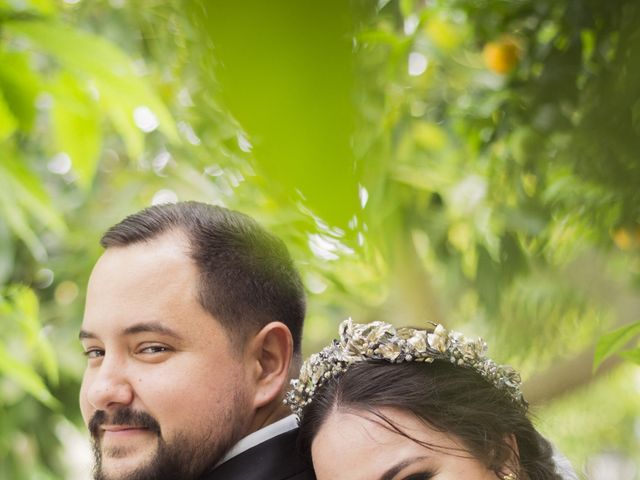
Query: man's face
79 233 253 480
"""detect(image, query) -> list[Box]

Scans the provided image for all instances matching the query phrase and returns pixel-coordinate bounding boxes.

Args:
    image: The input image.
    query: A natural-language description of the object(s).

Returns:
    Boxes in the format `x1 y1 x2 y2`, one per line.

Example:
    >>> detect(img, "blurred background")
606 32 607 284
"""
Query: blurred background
1 0 639 478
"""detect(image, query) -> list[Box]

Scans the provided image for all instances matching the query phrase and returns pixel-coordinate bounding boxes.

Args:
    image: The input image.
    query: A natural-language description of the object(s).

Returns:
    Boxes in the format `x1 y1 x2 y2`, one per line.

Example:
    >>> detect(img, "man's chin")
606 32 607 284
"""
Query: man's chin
94 441 158 480
100 459 149 480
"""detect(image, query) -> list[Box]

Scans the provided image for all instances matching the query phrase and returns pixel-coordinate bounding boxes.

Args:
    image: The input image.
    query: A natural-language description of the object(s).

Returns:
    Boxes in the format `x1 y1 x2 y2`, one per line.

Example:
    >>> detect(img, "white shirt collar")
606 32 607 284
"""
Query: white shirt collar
216 414 299 467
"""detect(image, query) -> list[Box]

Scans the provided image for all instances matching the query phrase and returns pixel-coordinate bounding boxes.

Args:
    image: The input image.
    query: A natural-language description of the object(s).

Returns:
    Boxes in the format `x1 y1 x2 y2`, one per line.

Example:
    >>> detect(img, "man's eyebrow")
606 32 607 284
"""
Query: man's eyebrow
379 457 428 480
122 322 185 341
78 322 185 342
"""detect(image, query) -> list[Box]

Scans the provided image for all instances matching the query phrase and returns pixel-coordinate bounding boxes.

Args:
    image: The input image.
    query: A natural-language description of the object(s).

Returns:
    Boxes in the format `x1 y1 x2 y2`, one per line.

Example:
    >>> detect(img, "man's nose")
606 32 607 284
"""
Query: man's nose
84 355 134 411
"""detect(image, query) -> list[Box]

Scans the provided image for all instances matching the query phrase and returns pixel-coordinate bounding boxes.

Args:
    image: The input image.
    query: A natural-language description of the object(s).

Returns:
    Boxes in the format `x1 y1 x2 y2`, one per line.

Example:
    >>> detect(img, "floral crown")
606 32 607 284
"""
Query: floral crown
285 318 527 418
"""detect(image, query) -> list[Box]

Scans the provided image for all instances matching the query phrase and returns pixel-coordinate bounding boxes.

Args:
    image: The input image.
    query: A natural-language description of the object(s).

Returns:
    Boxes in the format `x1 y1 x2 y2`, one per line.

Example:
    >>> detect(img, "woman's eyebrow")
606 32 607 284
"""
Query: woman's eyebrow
78 329 98 341
379 456 428 480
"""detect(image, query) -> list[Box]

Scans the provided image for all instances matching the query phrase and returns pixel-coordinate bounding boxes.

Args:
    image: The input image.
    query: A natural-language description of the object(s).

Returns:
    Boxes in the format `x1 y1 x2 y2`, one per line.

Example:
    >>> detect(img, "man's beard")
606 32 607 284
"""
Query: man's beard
88 397 248 480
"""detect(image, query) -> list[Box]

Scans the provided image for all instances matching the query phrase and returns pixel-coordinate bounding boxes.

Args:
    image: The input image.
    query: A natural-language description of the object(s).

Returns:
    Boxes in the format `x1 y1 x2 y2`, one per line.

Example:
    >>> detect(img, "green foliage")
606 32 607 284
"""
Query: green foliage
0 285 58 406
188 0 361 228
538 365 640 472
0 152 65 261
0 2 182 476
594 320 640 370
4 19 178 179
0 50 41 132
0 285 61 477
0 0 638 477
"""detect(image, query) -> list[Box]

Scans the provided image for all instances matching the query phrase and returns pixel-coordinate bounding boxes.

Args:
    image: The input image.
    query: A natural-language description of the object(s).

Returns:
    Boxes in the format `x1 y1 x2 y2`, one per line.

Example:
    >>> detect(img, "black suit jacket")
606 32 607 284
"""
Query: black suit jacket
200 428 316 480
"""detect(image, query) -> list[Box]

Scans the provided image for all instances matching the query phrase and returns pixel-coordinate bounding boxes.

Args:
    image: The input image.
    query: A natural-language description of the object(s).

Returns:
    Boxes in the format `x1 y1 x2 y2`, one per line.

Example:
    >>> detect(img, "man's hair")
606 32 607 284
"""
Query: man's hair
100 201 306 353
298 361 561 480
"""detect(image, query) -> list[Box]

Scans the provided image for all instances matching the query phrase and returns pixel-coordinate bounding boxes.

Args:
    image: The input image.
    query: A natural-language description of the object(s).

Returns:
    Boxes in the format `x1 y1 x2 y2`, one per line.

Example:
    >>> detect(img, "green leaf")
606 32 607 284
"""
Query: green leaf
26 0 57 15
0 171 47 261
6 20 179 149
51 73 102 189
6 20 137 81
619 348 640 365
193 0 360 228
400 0 414 18
2 153 66 235
0 0 57 15
3 286 59 386
0 51 42 132
14 286 58 384
97 81 145 159
0 220 14 284
0 344 59 409
0 89 18 142
376 0 393 12
11 285 39 331
594 321 640 371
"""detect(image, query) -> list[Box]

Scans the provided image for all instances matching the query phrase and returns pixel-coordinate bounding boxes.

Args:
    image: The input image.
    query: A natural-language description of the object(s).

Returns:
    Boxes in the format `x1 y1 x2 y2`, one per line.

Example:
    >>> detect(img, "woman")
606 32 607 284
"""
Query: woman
286 319 563 480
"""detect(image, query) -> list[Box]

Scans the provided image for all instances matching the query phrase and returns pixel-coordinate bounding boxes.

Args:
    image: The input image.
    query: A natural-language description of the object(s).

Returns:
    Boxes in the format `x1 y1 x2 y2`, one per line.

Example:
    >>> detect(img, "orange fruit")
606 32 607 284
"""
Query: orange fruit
613 228 634 250
483 37 521 74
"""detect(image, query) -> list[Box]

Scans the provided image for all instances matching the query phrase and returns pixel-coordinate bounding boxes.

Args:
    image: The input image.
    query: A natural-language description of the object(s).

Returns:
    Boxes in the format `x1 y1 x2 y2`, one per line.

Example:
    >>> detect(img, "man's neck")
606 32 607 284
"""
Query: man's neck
249 399 292 433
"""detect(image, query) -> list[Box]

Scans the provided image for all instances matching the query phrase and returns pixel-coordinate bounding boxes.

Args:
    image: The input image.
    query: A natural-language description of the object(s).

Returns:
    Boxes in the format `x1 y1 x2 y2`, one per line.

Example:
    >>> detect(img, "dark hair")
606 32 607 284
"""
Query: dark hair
298 360 562 480
101 201 306 353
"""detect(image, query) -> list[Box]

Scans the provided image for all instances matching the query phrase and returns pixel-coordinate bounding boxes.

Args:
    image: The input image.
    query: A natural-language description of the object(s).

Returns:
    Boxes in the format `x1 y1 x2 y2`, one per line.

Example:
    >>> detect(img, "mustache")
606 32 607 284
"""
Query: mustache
89 408 162 439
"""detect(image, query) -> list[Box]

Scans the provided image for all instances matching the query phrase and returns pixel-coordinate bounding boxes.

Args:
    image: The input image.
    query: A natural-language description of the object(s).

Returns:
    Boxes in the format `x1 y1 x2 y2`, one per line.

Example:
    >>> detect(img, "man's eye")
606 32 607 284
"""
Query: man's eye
139 345 170 354
83 349 104 359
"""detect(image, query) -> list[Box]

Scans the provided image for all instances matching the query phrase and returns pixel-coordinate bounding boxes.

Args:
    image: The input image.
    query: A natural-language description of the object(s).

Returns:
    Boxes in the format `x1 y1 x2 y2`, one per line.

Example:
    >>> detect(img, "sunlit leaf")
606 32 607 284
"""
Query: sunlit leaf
358 29 403 48
0 0 57 15
593 321 640 371
0 89 18 142
26 0 57 15
5 20 179 149
2 154 65 235
51 73 102 189
399 0 414 18
3 285 59 386
413 121 447 150
96 80 146 160
192 0 360 228
6 20 136 81
619 348 640 365
11 285 39 330
376 0 393 12
0 52 41 132
0 170 47 261
0 344 59 409
34 339 59 386
16 286 58 384
0 221 13 284
424 18 465 52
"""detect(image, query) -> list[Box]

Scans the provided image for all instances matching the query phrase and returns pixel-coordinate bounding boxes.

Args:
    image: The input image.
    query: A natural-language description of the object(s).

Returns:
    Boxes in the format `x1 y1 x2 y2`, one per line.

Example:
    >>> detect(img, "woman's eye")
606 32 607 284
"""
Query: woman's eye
402 473 434 480
83 349 104 359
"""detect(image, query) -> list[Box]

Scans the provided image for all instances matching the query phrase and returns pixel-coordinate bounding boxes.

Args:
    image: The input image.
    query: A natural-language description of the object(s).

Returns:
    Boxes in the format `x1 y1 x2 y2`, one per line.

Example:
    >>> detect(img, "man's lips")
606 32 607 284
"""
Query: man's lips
100 425 151 438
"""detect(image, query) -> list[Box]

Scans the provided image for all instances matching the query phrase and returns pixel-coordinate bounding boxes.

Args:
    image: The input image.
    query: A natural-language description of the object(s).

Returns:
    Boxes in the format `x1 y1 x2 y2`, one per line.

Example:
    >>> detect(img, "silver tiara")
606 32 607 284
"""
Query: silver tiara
285 318 526 418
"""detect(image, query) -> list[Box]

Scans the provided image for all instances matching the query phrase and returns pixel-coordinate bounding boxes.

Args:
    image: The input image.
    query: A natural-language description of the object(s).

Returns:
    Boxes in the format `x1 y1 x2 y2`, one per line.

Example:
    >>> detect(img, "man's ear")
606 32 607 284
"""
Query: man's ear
245 322 294 409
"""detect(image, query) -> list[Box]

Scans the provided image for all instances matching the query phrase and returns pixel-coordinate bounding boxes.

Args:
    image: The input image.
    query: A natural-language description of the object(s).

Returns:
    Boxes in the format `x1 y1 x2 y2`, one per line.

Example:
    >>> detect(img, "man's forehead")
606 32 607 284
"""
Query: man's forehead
89 232 195 289
98 230 191 264
82 231 206 336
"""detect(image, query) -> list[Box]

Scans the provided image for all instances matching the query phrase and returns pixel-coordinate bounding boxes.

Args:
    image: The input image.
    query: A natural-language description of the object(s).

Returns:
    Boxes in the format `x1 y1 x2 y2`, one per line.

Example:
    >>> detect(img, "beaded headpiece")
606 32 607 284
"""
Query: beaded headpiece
285 318 527 418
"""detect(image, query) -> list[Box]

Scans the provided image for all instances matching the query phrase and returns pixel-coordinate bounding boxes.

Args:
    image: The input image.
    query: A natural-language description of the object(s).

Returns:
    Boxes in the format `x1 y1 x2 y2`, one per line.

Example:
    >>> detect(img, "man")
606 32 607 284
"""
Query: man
79 201 315 480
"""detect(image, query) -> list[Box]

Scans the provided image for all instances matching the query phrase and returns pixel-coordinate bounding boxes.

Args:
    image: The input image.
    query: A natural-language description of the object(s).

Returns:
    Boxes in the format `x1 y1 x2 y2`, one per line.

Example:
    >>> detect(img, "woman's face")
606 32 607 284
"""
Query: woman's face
311 407 501 480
